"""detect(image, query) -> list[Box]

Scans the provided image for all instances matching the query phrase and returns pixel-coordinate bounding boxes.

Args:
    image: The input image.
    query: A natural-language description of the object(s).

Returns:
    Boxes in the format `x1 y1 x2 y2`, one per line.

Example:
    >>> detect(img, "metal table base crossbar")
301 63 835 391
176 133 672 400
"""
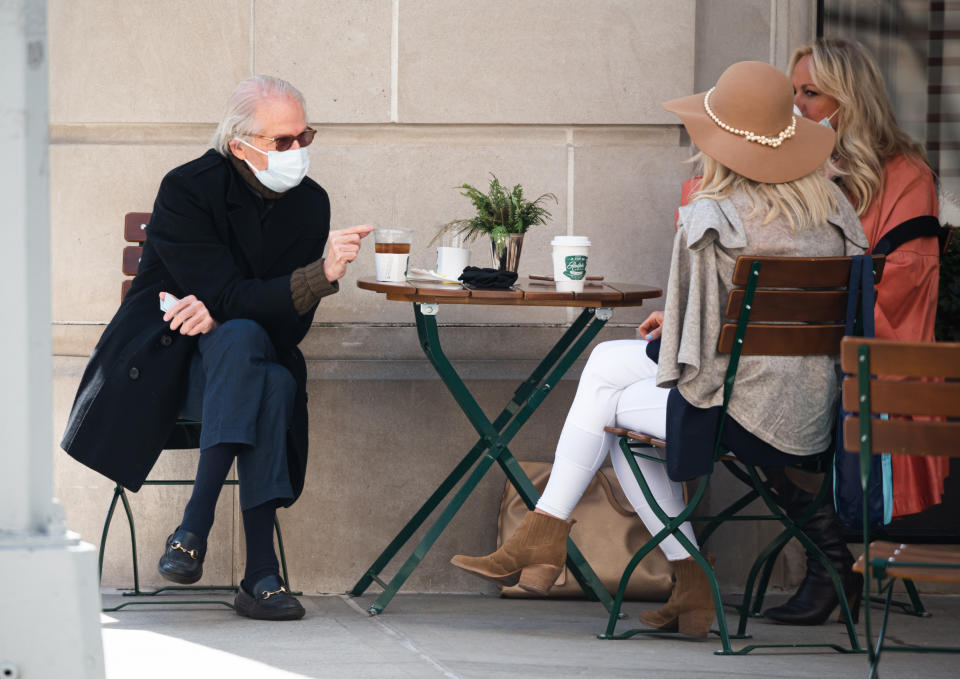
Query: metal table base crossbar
349 304 617 615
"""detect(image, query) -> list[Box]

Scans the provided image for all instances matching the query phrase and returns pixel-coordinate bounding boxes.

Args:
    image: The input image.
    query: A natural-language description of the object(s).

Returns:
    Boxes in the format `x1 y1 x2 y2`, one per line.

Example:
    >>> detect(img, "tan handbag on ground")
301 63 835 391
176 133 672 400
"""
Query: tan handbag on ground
499 461 673 601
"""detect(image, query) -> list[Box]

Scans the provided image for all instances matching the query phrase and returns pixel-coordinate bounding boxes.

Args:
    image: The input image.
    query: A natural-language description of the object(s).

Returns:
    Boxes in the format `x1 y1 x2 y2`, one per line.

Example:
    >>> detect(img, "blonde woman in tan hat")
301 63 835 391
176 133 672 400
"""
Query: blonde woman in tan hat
760 38 944 627
450 60 868 638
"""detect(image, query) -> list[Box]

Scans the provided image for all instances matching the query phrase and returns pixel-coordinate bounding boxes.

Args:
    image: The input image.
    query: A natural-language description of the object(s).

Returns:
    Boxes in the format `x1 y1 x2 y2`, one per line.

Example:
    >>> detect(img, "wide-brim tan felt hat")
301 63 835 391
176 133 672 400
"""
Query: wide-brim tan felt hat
662 61 835 184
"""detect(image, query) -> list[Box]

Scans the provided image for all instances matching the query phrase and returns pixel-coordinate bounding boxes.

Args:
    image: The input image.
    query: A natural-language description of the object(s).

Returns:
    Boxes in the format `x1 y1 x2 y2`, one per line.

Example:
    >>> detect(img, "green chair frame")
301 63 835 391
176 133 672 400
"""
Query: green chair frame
701 452 928 620
599 255 883 654
97 437 297 612
844 337 960 678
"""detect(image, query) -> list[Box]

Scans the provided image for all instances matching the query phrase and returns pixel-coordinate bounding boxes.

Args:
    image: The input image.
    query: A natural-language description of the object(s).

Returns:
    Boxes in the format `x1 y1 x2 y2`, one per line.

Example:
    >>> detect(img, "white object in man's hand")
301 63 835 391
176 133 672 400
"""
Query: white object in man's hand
323 224 374 282
159 292 180 313
160 292 219 336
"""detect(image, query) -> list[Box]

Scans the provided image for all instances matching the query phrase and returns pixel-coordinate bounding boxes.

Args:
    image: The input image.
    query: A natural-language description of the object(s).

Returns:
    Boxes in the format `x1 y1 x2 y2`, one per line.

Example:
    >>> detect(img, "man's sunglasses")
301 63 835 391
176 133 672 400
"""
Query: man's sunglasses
249 126 316 152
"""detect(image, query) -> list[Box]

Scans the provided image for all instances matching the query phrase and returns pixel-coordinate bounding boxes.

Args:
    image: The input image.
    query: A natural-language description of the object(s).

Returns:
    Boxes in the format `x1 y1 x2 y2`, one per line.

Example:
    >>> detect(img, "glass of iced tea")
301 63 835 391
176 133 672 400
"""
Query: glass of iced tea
374 228 412 282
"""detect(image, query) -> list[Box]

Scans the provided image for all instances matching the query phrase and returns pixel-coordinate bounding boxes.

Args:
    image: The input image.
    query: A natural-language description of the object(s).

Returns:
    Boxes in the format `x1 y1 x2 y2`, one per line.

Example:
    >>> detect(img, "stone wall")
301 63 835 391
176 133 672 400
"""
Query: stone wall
50 0 819 595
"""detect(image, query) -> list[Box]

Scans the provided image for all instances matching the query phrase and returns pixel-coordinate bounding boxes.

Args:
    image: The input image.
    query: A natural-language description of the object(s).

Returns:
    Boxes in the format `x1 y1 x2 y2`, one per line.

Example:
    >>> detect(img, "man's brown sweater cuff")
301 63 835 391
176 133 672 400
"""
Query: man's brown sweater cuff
290 259 339 315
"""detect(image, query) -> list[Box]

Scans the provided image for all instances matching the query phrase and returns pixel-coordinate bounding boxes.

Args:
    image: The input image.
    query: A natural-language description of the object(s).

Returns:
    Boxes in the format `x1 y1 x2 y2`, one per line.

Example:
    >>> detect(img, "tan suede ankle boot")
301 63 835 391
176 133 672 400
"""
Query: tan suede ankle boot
450 511 573 595
638 556 716 638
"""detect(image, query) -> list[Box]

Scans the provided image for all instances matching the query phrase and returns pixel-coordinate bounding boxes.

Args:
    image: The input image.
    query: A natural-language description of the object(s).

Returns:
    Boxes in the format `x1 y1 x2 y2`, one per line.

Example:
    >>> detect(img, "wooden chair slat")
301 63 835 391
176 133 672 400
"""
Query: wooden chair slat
841 338 960 378
866 541 960 561
121 279 132 302
843 417 960 457
854 559 960 583
124 212 151 243
853 542 960 584
731 255 885 287
718 324 843 355
724 289 849 322
841 378 960 418
122 246 143 276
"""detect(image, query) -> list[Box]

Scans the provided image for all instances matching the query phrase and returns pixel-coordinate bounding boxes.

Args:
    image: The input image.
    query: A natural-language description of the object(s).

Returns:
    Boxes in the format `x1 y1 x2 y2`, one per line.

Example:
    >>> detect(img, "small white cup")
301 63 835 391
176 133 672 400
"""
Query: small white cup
551 235 591 292
436 246 470 280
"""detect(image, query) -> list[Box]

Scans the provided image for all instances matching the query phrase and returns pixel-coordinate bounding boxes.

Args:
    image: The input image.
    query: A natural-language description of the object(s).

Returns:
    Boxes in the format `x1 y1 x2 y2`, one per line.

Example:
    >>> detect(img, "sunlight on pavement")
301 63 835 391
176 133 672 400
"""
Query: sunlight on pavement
101 625 313 679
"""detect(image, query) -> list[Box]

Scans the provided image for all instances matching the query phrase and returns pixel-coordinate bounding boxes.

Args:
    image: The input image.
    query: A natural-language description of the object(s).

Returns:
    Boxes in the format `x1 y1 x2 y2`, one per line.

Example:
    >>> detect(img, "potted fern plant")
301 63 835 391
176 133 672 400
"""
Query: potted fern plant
434 174 558 272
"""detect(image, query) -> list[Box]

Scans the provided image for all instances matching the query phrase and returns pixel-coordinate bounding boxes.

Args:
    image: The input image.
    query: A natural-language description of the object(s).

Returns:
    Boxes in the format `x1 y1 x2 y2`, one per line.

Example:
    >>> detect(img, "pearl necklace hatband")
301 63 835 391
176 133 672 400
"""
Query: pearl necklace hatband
703 87 796 148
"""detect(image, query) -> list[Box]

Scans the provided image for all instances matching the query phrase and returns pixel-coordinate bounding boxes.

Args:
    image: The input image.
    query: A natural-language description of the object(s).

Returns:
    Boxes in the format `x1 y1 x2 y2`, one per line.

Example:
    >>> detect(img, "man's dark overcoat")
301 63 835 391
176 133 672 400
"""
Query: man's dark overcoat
61 149 330 505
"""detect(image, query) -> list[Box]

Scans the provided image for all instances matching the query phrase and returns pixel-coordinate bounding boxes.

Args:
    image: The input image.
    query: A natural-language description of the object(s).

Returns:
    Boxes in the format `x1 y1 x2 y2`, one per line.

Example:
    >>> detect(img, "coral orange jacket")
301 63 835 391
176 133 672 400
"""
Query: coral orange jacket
859 155 945 518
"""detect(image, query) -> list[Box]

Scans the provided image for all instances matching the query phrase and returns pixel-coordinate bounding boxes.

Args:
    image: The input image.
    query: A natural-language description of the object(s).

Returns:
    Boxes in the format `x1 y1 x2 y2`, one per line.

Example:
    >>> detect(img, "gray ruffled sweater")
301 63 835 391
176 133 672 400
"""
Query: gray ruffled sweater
656 183 868 456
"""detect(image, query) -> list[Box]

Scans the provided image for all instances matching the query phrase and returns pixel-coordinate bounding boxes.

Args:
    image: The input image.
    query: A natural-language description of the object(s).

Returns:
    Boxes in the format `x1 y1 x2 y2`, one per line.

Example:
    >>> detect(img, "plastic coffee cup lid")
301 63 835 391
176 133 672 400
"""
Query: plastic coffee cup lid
550 236 591 247
375 227 412 242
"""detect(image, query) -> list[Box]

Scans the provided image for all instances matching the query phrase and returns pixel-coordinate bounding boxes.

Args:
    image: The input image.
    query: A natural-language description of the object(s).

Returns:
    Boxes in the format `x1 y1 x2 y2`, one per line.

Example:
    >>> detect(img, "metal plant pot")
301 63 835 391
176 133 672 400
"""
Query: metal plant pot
490 233 524 273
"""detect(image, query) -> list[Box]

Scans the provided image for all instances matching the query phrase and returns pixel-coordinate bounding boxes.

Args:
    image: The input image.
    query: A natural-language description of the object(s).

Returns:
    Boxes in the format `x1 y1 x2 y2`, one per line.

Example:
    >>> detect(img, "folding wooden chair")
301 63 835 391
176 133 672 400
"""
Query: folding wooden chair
599 255 884 655
98 212 295 611
842 337 960 678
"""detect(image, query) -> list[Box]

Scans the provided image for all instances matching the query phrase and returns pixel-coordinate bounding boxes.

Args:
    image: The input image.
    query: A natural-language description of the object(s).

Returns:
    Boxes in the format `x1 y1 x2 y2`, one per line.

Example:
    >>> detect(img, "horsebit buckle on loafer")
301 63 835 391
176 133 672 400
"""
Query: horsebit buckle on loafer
261 586 287 600
170 541 199 559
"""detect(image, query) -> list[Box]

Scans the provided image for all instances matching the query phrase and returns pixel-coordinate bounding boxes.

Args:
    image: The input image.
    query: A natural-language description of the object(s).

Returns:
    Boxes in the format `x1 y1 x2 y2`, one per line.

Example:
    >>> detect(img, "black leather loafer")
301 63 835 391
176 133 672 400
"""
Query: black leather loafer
235 574 305 621
157 527 206 584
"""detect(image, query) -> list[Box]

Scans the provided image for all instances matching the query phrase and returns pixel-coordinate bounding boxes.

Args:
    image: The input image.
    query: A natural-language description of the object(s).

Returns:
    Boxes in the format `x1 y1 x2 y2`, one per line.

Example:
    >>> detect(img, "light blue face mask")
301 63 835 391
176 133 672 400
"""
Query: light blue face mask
234 138 310 193
793 104 839 129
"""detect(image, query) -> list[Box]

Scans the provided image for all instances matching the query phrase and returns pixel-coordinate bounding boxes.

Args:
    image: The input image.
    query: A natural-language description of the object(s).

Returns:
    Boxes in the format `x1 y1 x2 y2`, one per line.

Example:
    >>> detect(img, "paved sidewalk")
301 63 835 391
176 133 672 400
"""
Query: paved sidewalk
99 591 959 678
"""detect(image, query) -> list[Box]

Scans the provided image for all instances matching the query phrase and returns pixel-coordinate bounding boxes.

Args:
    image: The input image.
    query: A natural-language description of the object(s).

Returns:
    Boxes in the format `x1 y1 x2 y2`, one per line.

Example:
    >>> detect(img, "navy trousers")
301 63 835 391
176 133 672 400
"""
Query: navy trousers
178 319 296 510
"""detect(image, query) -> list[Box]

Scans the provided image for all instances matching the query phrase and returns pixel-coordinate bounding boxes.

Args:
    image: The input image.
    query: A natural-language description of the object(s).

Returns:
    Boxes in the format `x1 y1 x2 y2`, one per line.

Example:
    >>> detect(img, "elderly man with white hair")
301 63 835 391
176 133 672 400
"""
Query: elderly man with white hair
62 76 372 620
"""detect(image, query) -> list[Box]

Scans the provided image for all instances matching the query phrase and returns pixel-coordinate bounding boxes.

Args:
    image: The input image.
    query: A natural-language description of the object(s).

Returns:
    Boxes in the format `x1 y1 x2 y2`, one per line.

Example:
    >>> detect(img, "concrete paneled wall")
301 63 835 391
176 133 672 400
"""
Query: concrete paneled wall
50 0 819 595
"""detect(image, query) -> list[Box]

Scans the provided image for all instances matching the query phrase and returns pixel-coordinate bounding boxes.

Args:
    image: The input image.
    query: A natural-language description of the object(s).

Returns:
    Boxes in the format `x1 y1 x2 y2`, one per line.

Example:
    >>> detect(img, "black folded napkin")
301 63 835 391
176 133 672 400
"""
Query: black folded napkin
458 266 518 290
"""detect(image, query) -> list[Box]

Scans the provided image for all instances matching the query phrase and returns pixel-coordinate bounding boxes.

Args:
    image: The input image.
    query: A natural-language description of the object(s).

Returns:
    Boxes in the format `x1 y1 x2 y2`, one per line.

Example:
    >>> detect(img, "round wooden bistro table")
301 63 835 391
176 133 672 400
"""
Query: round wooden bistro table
348 276 662 615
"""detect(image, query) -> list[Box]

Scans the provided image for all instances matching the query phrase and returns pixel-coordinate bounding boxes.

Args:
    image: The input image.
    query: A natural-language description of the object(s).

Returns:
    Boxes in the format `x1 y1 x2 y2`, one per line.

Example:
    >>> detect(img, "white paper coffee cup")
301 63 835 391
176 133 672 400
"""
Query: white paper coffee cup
550 236 591 292
436 246 470 280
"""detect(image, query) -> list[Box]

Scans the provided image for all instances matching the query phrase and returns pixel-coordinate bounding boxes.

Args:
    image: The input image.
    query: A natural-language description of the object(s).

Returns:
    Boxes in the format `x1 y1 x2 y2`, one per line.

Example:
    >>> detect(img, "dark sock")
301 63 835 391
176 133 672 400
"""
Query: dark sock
179 443 238 539
241 499 281 593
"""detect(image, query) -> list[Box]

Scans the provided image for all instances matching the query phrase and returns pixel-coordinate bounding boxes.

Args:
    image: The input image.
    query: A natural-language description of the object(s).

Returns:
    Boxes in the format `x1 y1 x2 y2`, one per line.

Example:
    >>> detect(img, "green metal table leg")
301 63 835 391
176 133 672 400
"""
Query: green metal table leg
349 308 594 597
421 306 615 610
358 305 617 614
348 443 488 597
367 452 500 614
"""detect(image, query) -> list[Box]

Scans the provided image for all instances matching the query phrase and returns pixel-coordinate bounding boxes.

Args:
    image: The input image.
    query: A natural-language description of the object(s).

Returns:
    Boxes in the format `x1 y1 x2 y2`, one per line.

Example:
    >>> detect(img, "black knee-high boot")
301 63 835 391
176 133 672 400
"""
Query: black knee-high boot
761 469 863 626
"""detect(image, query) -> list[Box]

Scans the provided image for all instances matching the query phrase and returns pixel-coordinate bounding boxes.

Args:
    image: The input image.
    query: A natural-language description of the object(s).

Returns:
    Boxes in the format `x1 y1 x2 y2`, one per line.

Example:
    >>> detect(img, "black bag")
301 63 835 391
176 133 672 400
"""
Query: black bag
833 254 891 530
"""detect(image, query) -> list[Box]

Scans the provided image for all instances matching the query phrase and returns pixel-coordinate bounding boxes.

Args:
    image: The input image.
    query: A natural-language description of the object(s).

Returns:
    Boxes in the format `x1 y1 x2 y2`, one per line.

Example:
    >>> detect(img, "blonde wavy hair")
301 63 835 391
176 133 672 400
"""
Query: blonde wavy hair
689 152 837 231
789 38 927 216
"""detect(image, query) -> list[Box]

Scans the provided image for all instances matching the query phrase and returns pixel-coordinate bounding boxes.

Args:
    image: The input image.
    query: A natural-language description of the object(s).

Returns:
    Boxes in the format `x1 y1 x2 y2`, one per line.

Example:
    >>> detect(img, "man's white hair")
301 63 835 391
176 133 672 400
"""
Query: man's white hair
211 75 307 156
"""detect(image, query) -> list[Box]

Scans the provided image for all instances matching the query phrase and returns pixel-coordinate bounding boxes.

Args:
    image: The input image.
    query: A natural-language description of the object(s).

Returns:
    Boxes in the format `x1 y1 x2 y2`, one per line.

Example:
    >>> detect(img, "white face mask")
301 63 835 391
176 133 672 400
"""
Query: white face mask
793 104 838 129
235 138 310 193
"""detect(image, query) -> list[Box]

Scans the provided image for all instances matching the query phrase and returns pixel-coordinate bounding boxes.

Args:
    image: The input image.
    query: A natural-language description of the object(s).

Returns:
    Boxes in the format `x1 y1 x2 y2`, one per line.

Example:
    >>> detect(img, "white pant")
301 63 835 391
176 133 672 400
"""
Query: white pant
535 339 698 561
